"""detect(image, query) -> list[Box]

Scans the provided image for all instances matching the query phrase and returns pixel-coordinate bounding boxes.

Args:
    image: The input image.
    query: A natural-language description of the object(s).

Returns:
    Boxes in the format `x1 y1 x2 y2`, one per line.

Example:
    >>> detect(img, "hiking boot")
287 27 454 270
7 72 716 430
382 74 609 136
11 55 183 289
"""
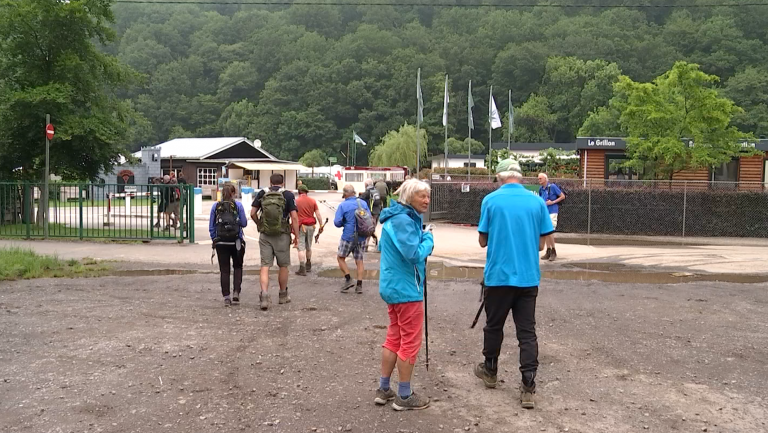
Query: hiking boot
232 290 240 305
355 284 363 294
259 292 271 311
296 265 307 276
549 248 557 262
392 391 430 411
306 260 312 272
278 289 291 304
520 383 536 409
541 248 551 261
340 279 354 293
474 363 498 389
224 297 232 307
374 387 396 405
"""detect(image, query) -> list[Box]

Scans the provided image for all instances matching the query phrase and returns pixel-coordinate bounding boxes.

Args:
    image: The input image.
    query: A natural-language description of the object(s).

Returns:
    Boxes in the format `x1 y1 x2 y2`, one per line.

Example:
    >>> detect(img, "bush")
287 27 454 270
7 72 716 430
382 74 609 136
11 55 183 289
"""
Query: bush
298 177 331 190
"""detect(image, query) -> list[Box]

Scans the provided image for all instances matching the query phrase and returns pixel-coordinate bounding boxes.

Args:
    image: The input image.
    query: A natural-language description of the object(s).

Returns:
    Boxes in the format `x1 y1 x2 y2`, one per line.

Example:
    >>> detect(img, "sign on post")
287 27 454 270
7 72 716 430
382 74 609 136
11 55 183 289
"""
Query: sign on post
328 156 337 163
45 124 55 140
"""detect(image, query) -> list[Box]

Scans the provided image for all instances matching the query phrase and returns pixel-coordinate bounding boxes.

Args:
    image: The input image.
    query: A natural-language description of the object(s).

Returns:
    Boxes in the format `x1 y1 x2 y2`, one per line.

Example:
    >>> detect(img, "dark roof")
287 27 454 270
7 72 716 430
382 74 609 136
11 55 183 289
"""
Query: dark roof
491 142 577 151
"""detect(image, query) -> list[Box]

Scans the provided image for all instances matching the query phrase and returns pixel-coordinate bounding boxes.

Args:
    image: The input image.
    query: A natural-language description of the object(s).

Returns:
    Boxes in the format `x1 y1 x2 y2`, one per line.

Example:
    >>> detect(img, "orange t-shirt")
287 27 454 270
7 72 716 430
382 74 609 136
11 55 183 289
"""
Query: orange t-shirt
296 194 319 226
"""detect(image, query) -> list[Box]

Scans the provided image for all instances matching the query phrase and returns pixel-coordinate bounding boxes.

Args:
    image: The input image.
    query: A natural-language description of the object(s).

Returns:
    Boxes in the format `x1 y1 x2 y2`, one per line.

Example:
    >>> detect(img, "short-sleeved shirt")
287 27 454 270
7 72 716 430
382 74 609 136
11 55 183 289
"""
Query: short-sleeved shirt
295 194 319 226
251 186 297 219
538 183 562 215
479 183 555 288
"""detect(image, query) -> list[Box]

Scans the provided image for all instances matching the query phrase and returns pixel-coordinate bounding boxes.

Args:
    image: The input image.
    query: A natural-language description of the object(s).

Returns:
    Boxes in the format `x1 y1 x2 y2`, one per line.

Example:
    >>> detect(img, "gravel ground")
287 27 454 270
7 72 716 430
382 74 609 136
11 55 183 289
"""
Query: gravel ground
1 269 767 433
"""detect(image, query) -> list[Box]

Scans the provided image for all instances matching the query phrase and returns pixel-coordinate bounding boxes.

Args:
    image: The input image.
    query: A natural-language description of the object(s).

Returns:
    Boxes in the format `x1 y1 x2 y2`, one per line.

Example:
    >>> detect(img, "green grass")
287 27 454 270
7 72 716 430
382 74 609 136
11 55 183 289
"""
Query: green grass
0 223 155 239
0 247 110 281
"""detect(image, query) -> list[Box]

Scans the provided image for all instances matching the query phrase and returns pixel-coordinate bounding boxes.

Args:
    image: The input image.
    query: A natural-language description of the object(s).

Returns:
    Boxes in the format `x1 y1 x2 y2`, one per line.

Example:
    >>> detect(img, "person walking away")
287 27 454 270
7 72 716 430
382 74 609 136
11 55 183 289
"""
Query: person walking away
375 179 389 210
167 178 181 229
251 174 299 310
209 184 248 307
361 178 383 250
334 184 371 294
474 159 554 410
159 175 172 230
295 185 323 276
374 179 434 411
537 173 565 261
153 177 164 229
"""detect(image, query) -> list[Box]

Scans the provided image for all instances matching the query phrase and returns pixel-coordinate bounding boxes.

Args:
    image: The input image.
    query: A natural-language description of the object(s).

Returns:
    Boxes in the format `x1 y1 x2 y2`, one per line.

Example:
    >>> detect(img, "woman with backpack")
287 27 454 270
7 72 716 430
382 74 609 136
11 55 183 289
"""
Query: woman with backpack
373 179 434 411
209 184 248 307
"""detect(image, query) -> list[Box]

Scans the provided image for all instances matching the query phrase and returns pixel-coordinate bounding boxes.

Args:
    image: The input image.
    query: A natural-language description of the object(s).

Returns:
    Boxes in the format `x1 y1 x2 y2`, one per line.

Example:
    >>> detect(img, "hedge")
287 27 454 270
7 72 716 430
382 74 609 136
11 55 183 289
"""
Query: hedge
298 177 331 190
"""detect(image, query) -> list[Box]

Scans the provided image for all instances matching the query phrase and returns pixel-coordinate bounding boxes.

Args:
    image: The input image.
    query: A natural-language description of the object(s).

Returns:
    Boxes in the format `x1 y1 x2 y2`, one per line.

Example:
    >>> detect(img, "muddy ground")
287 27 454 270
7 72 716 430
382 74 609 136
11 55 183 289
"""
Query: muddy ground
1 265 767 433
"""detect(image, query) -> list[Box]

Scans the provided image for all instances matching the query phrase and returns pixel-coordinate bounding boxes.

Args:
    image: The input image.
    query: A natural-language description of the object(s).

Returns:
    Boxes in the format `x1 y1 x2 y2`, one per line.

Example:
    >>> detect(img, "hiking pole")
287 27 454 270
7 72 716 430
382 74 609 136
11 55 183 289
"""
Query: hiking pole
424 256 429 371
314 218 329 244
470 280 485 329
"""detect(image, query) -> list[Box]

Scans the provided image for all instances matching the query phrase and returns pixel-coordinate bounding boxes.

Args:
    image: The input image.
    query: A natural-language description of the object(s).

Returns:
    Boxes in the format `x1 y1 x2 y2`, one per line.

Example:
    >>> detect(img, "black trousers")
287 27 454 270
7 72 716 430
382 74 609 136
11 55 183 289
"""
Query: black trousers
215 242 245 297
483 286 539 380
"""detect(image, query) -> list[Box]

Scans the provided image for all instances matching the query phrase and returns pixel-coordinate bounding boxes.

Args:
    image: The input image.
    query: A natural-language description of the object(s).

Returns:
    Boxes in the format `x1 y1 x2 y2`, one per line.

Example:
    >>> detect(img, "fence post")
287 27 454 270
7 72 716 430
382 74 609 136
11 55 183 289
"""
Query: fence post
587 180 592 246
149 185 154 240
682 181 687 240
24 182 31 240
178 185 185 244
78 185 84 240
188 185 195 244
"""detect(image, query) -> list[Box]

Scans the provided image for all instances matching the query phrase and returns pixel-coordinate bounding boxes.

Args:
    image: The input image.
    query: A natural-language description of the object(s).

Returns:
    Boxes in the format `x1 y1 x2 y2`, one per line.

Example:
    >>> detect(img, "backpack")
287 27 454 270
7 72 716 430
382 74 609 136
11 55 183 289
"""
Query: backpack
354 199 376 237
258 188 287 236
549 184 566 204
215 201 240 242
171 187 181 203
367 186 382 213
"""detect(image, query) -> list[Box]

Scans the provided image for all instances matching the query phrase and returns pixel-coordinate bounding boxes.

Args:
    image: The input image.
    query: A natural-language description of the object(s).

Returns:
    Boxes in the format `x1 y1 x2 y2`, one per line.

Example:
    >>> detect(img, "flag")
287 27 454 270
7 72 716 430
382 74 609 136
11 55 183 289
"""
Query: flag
442 75 449 127
353 131 366 146
489 86 502 130
468 80 474 130
508 90 514 135
417 68 424 124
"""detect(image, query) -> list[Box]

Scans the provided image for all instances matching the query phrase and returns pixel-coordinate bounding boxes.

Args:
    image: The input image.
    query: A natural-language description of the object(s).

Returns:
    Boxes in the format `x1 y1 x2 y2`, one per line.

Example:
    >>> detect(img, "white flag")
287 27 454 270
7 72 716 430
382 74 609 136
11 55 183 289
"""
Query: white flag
489 89 502 130
353 131 366 146
417 68 424 124
442 75 449 127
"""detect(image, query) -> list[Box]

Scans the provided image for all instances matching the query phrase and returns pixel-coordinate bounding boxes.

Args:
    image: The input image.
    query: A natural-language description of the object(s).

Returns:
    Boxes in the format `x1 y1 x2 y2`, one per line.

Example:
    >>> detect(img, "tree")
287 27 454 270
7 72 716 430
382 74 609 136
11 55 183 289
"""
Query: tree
368 124 428 169
0 0 135 181
446 137 484 155
615 62 757 180
513 95 557 142
722 67 768 138
299 149 328 175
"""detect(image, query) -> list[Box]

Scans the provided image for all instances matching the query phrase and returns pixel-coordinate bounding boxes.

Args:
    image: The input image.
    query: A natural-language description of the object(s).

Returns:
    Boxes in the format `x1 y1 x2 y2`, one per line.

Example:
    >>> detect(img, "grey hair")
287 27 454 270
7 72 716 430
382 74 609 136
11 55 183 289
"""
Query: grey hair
395 179 431 207
538 173 549 181
343 184 356 196
364 178 373 187
497 170 523 182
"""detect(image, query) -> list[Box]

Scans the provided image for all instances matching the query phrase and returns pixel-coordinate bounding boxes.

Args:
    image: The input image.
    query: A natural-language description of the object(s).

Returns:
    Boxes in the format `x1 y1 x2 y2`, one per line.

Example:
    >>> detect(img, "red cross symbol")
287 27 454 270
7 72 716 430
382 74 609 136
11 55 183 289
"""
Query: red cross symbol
335 170 342 180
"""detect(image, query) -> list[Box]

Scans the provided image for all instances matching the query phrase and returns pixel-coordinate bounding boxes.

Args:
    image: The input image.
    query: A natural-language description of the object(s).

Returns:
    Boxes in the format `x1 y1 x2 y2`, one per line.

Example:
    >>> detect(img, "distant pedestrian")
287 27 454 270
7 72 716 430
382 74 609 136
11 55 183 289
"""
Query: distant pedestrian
537 173 565 261
375 179 389 209
152 177 163 229
360 178 383 250
374 179 434 411
209 184 248 307
334 184 370 294
251 174 299 310
474 159 554 410
295 185 323 276
167 178 180 229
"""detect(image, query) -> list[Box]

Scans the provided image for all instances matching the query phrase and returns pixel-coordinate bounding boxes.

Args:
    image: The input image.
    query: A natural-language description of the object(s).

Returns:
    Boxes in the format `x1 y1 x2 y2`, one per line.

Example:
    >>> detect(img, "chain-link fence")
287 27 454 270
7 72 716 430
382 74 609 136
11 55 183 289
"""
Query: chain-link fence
0 182 195 242
429 177 768 238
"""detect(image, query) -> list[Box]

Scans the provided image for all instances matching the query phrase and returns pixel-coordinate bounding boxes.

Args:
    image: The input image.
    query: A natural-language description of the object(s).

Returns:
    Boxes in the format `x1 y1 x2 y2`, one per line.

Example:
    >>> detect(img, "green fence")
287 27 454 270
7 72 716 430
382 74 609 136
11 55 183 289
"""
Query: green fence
0 182 195 242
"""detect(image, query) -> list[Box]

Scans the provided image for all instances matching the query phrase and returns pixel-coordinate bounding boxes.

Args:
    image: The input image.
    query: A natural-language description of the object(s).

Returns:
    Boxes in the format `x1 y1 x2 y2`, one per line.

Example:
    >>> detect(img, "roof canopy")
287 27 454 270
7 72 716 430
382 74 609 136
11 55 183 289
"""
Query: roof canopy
132 137 274 160
229 162 303 171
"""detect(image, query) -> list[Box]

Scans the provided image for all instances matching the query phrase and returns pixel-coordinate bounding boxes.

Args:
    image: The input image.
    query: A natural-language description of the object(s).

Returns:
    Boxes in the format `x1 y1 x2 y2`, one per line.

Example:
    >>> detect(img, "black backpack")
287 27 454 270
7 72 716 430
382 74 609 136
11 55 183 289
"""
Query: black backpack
215 201 240 242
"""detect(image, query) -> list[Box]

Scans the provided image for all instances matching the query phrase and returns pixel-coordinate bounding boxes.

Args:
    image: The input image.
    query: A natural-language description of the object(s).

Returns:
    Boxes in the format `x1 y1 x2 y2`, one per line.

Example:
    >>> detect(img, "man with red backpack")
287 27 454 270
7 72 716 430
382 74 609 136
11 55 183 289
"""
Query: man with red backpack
334 184 373 294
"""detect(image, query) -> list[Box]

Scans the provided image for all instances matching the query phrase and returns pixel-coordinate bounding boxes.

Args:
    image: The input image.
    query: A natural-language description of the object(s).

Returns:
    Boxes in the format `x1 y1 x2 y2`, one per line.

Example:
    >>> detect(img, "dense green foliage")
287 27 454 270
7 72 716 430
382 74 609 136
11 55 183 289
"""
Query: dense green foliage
107 1 768 166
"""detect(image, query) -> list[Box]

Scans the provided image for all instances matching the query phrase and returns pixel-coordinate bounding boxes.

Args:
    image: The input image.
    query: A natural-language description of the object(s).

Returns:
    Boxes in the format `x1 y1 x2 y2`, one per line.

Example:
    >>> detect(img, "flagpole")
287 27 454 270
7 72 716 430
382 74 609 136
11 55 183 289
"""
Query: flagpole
488 85 493 181
508 90 512 151
347 140 349 166
416 68 421 177
468 80 472 181
444 74 448 176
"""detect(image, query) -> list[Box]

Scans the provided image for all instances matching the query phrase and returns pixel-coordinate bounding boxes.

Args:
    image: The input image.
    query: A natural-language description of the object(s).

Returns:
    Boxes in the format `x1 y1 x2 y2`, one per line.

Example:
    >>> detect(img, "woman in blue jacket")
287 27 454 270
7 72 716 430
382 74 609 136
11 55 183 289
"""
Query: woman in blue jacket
373 179 435 411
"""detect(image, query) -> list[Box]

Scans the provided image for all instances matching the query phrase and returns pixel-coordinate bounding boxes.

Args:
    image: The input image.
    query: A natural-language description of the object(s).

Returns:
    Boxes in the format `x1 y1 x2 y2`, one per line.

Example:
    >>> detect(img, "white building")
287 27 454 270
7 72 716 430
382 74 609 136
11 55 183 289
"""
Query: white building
430 154 487 169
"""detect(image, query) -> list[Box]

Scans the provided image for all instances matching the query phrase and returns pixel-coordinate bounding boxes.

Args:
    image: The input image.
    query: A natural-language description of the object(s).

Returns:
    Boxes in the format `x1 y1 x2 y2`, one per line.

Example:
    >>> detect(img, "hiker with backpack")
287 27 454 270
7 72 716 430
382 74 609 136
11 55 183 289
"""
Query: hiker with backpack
167 178 181 229
250 174 299 311
537 173 565 261
209 184 248 307
374 179 434 411
294 185 323 276
361 178 384 250
334 184 373 294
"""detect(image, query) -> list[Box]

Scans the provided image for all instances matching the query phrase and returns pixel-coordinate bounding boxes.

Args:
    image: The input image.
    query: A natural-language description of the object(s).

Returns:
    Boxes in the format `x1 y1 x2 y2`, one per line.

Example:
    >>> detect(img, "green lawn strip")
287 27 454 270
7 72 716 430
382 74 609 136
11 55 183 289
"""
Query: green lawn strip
0 223 154 239
0 247 110 281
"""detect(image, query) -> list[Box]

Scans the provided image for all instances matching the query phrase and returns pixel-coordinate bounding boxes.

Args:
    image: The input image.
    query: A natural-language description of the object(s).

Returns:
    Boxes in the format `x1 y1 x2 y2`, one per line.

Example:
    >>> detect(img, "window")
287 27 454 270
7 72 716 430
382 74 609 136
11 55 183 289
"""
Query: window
710 158 738 189
389 172 404 181
463 162 477 168
605 154 636 180
370 173 386 181
198 168 217 186
345 173 363 182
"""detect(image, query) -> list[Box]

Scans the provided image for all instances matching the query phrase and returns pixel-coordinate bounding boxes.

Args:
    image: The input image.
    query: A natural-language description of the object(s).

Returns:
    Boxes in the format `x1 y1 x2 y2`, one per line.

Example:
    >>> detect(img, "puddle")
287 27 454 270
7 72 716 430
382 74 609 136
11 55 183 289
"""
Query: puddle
108 269 216 277
318 262 768 285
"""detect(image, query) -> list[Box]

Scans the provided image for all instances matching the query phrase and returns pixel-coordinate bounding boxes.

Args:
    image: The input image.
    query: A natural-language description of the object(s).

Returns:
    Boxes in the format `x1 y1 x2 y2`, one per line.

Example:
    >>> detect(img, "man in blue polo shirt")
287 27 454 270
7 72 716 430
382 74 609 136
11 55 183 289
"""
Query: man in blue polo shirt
474 159 554 410
538 173 565 261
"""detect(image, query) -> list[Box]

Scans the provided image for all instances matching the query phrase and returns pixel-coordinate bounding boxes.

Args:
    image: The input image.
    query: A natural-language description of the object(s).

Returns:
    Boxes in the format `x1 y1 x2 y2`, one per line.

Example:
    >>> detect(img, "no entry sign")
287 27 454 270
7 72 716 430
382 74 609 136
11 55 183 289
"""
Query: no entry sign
45 124 54 140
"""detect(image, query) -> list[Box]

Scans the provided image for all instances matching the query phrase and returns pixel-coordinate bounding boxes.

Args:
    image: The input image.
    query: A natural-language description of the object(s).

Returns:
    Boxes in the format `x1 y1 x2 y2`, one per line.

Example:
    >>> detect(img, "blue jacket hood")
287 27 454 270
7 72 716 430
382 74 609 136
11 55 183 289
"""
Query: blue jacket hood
379 200 417 224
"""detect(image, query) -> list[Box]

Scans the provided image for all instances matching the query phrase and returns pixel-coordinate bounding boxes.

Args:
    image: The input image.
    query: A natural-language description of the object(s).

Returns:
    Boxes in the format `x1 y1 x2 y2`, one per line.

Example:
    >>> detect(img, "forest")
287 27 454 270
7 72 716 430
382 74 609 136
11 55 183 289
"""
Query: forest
3 0 768 176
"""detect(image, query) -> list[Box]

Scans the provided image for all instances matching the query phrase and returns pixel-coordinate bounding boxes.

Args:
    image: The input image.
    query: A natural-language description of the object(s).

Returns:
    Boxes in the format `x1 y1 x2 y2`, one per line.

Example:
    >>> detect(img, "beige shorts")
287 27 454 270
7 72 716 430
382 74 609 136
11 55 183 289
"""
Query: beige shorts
549 213 558 230
259 233 291 267
297 225 315 252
